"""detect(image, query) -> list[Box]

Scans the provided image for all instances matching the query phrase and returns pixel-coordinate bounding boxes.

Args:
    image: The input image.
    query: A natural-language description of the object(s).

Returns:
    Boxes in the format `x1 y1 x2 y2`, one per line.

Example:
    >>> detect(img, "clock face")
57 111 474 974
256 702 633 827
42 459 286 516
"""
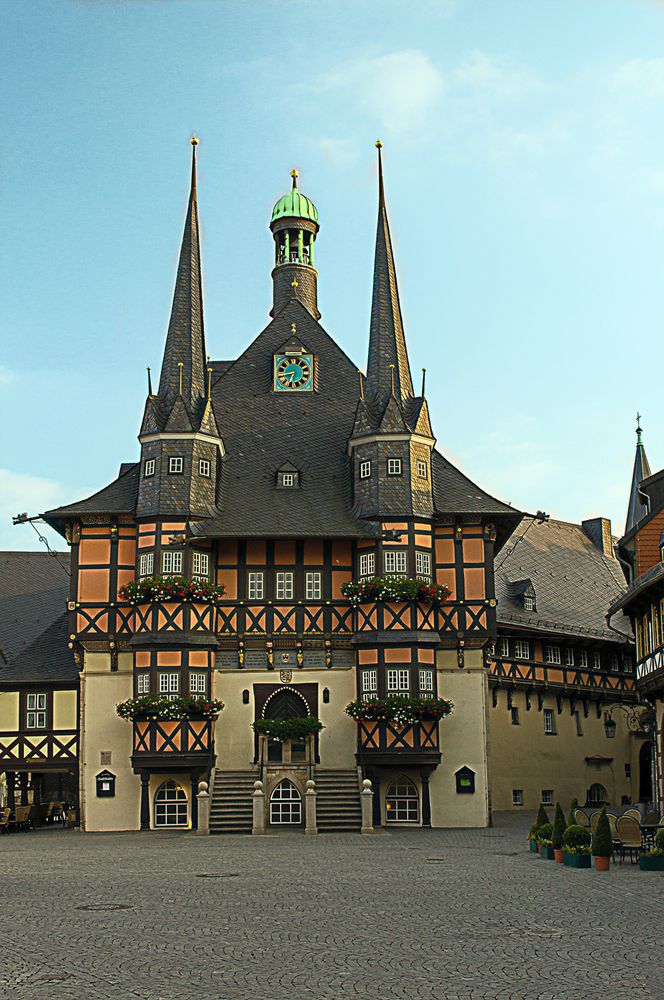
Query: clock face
274 354 314 392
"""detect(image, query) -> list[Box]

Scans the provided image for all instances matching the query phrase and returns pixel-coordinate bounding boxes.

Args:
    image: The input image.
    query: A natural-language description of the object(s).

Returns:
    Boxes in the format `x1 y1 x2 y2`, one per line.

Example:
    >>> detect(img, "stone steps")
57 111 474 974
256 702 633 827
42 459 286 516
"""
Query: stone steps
314 769 362 832
209 770 256 835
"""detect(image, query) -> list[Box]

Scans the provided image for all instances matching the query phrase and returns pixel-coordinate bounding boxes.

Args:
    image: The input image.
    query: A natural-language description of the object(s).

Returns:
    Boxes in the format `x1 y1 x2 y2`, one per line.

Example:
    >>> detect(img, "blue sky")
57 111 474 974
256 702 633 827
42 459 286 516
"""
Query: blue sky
2 0 664 550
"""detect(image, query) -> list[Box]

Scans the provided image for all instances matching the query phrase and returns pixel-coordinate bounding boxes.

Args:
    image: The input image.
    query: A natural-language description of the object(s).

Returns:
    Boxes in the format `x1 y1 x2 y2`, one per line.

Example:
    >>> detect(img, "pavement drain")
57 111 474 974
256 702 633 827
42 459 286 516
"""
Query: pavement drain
76 903 134 911
195 873 240 879
425 858 445 863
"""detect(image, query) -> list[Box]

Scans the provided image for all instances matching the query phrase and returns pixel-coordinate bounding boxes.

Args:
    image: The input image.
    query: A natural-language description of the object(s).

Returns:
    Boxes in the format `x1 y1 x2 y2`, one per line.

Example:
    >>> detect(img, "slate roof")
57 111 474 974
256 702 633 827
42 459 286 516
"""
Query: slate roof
0 612 77 685
0 552 70 665
495 517 632 642
625 422 652 534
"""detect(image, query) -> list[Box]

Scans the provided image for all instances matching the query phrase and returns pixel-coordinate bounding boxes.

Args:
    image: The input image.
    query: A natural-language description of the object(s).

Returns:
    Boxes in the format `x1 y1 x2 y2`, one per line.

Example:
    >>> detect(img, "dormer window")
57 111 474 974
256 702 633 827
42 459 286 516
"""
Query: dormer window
387 458 402 476
277 467 299 489
144 459 156 478
523 595 536 611
169 457 183 474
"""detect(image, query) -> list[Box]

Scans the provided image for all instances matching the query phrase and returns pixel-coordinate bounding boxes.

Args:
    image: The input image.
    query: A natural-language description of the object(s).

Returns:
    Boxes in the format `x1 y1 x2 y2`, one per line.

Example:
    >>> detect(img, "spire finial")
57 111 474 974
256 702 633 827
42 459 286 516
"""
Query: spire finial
291 168 298 190
190 135 199 197
207 366 212 398
421 367 426 397
375 140 384 205
177 362 183 396
637 412 644 446
147 366 153 395
358 370 365 401
389 363 395 398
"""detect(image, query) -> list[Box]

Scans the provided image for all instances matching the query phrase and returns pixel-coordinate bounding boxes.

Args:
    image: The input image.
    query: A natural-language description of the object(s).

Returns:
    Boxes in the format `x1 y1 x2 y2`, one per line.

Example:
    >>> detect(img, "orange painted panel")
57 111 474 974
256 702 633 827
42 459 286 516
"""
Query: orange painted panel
81 527 109 537
135 651 150 668
332 570 351 599
162 522 186 531
217 539 238 565
332 541 352 566
414 535 432 549
217 569 237 600
435 539 455 565
418 648 435 664
462 538 484 564
414 523 432 532
436 567 456 599
275 540 296 564
303 540 324 564
356 539 373 549
78 539 111 566
384 648 411 663
547 668 564 684
246 540 266 565
157 651 181 667
117 569 134 595
358 649 378 664
118 539 136 566
138 523 156 534
382 522 408 532
119 526 136 538
189 650 208 667
463 568 485 600
78 569 110 602
137 535 155 549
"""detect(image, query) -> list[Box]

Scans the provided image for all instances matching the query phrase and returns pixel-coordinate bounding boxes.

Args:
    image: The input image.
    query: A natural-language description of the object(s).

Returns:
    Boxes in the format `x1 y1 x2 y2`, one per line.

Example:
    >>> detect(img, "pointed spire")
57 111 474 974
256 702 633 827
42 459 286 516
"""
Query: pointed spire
157 136 207 414
626 412 653 533
365 141 414 414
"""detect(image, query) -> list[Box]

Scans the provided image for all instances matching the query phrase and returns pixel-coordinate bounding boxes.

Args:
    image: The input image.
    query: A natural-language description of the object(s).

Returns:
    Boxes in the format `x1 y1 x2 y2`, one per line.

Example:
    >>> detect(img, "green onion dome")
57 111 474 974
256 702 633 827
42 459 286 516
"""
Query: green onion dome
271 171 319 224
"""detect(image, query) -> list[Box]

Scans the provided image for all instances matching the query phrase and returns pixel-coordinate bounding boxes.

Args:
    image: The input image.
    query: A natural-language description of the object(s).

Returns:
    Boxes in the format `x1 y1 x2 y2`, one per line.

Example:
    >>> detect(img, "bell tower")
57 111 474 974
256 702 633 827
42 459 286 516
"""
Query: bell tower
270 170 320 319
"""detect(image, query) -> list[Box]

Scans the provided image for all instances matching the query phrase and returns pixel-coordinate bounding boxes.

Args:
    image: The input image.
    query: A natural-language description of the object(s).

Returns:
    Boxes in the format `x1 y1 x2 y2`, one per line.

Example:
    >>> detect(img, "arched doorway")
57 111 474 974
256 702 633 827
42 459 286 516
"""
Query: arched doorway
585 783 608 807
639 742 653 803
154 780 188 828
263 688 310 763
385 776 420 824
269 779 302 825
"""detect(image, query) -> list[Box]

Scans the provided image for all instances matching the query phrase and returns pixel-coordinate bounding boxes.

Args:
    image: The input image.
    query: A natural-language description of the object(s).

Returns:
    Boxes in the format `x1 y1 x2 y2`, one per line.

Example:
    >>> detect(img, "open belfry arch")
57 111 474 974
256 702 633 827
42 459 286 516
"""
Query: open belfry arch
41 137 527 833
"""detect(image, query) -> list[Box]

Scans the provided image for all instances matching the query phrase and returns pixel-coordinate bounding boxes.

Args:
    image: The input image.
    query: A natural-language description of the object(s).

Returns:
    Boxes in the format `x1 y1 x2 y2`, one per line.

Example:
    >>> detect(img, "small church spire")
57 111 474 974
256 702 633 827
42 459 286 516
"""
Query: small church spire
291 168 298 190
365 140 415 414
625 412 652 533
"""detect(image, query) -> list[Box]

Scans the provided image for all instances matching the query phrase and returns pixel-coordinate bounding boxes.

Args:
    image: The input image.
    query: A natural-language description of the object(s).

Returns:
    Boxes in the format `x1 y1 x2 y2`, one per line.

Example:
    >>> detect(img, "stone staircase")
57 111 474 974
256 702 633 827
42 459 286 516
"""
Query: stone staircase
209 770 256 834
314 769 362 833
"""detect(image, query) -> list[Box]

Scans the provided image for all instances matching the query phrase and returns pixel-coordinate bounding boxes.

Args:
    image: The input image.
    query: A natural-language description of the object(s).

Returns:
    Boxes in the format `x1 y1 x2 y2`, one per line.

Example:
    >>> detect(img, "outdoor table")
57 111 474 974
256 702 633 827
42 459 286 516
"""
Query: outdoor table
640 823 659 848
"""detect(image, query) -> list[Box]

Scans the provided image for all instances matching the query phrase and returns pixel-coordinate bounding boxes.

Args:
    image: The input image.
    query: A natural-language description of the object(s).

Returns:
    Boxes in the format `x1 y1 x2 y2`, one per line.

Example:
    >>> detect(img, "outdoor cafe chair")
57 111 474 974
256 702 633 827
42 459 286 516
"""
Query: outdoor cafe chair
590 811 602 834
0 808 10 834
574 808 590 827
616 815 644 863
643 809 659 826
624 808 642 822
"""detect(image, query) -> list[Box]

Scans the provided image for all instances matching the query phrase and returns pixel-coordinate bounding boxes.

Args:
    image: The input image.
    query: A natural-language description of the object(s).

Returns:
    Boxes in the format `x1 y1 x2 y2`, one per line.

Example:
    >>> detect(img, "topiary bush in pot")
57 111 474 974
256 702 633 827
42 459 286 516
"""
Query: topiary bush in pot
639 828 664 870
591 807 613 871
568 797 579 828
537 822 555 859
562 824 592 868
552 803 566 862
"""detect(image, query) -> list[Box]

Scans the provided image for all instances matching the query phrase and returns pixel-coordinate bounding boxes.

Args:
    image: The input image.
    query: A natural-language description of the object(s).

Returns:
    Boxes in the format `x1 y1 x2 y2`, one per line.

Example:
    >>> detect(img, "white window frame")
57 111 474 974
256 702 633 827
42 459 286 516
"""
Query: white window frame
305 572 322 600
417 460 428 479
498 637 510 657
139 552 154 578
199 459 211 478
415 551 431 579
192 551 210 580
387 458 402 476
26 693 47 730
248 572 264 600
168 456 183 474
359 460 371 480
137 673 150 695
144 458 156 478
541 789 553 806
386 668 410 695
578 650 588 668
276 572 294 601
158 672 180 699
514 640 530 660
592 651 601 670
384 550 407 576
189 671 207 696
545 645 561 665
512 789 523 806
359 552 375 578
162 550 183 575
543 708 556 735
418 669 434 698
523 595 535 611
565 648 575 666
361 669 378 701
282 473 295 487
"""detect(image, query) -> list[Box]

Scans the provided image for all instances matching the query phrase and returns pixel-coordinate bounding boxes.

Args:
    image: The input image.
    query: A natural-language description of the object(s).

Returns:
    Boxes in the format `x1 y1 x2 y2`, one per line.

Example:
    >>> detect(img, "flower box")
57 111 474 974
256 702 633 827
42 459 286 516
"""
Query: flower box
529 840 538 853
639 855 664 871
541 846 555 860
563 852 591 868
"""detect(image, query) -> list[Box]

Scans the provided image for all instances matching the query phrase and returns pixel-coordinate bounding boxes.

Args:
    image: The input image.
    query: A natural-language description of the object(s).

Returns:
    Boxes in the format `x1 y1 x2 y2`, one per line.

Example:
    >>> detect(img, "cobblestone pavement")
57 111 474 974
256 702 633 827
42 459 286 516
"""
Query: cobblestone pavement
1 813 662 1000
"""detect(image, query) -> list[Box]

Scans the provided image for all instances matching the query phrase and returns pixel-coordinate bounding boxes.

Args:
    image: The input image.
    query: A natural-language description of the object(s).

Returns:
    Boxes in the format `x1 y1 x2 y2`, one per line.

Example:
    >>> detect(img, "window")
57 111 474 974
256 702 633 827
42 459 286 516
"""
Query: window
305 572 322 600
543 708 556 735
498 637 509 657
139 552 154 578
592 651 601 670
276 572 294 601
199 459 211 478
189 671 207 696
359 552 375 578
541 789 553 806
512 789 523 806
418 669 434 698
575 710 583 736
144 458 156 478
162 550 183 575
386 776 419 823
417 460 428 479
26 693 46 729
361 669 377 701
359 460 371 479
154 781 188 828
248 572 264 600
523 595 535 611
281 473 295 487
168 456 183 474
270 780 302 825
192 551 209 580
387 668 410 695
586 783 608 807
565 648 575 666
159 672 179 698
578 650 588 668
415 551 431 579
623 654 633 673
545 645 561 664
510 707 520 725
610 653 619 671
514 640 529 660
384 551 407 576
137 673 150 695
387 458 402 476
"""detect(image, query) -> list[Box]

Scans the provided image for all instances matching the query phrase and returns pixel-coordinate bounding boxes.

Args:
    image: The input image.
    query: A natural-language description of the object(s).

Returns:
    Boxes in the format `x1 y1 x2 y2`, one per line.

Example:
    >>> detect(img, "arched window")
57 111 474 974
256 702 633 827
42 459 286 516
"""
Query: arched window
269 780 302 825
586 783 608 807
263 688 310 719
154 780 188 828
385 776 419 823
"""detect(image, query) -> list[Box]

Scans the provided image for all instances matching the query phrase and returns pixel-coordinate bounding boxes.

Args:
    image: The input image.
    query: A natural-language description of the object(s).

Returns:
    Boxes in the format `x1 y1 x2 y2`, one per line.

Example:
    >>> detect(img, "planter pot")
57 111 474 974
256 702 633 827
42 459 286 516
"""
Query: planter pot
529 840 538 853
593 855 611 872
537 843 542 855
554 849 564 863
563 852 591 869
639 855 664 871
541 846 555 860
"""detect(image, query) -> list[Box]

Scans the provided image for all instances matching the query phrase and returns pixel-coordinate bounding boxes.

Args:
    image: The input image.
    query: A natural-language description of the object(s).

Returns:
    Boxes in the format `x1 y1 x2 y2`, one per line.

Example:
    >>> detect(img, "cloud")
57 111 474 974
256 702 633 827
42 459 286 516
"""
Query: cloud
0 366 15 386
316 137 357 167
612 57 664 100
0 469 68 551
453 51 548 102
319 50 445 136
